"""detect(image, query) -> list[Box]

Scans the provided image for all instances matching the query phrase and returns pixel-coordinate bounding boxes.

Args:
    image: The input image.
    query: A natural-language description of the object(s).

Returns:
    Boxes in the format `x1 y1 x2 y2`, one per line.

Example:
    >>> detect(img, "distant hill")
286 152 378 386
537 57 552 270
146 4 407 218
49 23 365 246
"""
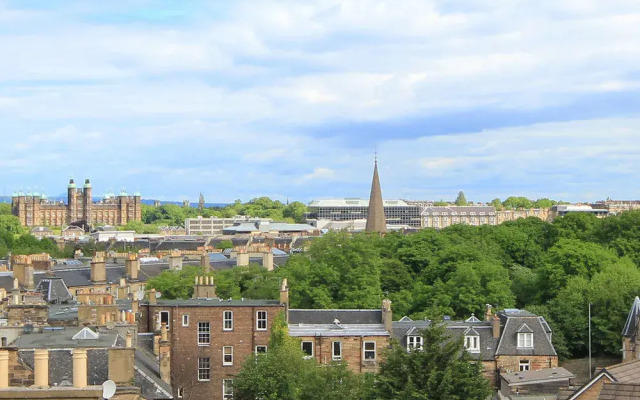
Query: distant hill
0 196 227 208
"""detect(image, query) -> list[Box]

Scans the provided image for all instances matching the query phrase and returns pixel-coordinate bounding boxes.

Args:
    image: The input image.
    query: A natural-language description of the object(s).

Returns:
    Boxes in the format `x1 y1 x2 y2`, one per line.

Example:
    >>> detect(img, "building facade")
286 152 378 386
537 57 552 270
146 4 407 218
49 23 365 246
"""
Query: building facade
421 206 498 228
307 199 421 228
185 216 272 235
12 179 141 227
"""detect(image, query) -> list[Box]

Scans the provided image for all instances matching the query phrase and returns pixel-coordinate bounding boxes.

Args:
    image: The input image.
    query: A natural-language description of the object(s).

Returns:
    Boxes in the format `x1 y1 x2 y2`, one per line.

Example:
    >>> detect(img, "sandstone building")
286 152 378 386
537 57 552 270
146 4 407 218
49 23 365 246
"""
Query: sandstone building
12 179 141 227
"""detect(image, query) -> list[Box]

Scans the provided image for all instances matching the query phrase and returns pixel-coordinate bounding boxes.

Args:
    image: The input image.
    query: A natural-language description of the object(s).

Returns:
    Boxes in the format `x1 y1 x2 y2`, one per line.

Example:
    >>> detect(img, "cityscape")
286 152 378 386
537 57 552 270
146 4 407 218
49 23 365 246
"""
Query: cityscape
2 1 640 400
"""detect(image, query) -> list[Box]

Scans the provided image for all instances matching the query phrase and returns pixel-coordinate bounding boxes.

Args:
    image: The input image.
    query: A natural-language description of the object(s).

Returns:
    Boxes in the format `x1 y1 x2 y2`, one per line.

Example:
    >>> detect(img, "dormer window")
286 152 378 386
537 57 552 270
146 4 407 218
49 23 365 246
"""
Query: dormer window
464 335 480 352
517 333 533 348
407 335 423 351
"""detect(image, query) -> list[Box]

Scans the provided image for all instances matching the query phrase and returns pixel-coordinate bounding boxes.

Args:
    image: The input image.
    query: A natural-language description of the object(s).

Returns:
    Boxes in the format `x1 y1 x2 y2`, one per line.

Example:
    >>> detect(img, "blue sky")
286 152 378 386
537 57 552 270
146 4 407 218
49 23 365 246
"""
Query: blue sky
1 0 640 203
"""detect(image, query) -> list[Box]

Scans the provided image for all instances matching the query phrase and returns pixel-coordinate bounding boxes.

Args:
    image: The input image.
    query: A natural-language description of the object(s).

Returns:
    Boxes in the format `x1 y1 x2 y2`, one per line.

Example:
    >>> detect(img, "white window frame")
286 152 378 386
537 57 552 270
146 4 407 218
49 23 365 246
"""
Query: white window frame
363 341 376 360
222 379 233 399
223 310 233 331
198 322 210 346
255 345 267 355
223 346 233 366
302 341 314 358
198 357 210 381
465 335 480 352
517 333 533 348
519 360 531 371
256 310 267 331
407 335 423 351
332 341 342 361
182 314 189 327
159 311 170 329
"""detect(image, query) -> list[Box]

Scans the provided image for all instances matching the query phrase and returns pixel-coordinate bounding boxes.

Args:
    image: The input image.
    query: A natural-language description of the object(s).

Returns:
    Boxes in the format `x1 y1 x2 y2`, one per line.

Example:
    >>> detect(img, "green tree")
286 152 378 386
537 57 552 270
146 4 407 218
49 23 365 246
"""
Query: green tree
490 198 503 210
502 196 533 210
533 198 556 208
215 240 234 250
0 214 24 235
0 203 11 215
454 191 468 206
283 201 308 223
433 200 449 206
234 312 368 400
375 325 491 400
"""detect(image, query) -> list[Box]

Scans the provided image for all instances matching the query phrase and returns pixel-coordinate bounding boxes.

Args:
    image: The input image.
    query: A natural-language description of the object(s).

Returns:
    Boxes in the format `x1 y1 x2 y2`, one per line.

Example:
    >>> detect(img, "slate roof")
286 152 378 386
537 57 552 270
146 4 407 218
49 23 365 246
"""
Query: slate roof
146 299 282 307
598 383 640 400
35 277 73 304
135 348 173 400
153 239 206 251
606 359 640 382
501 367 574 385
622 296 640 337
0 275 16 291
495 311 556 356
289 323 389 337
11 327 120 348
446 324 499 361
289 309 382 325
19 348 109 386
392 317 431 349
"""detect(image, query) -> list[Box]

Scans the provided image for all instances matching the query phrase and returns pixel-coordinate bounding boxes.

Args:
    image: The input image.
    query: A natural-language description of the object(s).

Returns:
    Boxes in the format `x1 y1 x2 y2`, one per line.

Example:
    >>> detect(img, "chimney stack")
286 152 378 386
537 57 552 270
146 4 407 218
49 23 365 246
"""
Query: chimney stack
0 350 9 388
72 349 88 388
262 251 274 271
236 250 249 267
149 288 157 305
12 255 34 290
382 299 393 333
280 278 289 321
485 304 493 321
90 253 106 284
33 349 49 388
125 253 139 280
126 331 133 348
492 314 501 339
168 251 182 271
192 275 217 299
159 322 171 384
200 251 210 272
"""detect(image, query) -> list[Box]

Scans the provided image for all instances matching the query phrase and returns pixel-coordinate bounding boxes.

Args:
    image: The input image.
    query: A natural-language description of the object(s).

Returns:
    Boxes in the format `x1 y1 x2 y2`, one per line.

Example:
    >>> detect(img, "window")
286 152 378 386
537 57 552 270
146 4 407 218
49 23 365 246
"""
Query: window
177 388 184 399
198 357 210 381
407 336 423 351
465 335 480 352
182 314 189 327
332 341 342 361
519 360 530 371
256 311 267 330
223 346 234 365
518 333 533 348
255 345 267 354
363 342 376 360
302 341 314 358
223 379 234 399
198 322 210 345
159 311 170 329
223 311 233 331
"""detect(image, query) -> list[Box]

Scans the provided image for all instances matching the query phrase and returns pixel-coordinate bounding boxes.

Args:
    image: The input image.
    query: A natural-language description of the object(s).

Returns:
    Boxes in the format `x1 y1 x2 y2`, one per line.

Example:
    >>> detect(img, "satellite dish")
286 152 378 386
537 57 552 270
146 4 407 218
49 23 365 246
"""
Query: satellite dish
23 324 34 334
102 380 117 399
155 291 162 299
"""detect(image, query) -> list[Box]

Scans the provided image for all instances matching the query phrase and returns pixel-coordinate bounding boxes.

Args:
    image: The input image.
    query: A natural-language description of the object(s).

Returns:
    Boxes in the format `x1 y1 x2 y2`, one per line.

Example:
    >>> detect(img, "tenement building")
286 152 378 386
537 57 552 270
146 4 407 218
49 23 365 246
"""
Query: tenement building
12 179 141 227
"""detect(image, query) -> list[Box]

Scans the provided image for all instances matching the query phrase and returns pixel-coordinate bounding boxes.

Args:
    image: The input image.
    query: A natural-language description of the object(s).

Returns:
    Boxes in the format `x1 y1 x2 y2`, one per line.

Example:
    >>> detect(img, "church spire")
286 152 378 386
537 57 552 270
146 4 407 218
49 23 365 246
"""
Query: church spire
365 156 386 233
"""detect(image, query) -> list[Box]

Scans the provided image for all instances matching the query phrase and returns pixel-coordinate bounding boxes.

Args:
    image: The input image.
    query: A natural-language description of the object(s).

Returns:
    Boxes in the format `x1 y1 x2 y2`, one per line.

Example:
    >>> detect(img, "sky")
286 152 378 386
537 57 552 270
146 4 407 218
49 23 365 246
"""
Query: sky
1 0 640 204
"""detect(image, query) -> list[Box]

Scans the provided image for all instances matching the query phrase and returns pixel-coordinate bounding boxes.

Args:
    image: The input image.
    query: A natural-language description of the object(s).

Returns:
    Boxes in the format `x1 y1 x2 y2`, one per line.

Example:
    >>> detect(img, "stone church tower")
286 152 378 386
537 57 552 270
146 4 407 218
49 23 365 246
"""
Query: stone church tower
365 158 386 233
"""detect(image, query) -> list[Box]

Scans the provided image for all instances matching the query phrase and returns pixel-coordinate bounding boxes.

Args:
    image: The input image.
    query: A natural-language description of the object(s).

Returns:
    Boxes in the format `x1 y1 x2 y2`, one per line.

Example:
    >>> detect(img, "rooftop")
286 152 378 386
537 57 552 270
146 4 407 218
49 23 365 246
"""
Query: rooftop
501 367 575 386
308 198 413 207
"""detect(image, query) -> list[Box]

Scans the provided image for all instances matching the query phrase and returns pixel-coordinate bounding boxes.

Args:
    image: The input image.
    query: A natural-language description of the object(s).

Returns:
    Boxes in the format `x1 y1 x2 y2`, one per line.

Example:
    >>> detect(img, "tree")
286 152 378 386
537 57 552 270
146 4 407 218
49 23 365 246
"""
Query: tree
533 198 556 208
215 240 233 250
454 191 468 206
490 198 503 210
0 203 11 215
234 312 369 400
283 202 308 223
198 193 205 214
0 215 24 235
433 200 449 206
502 196 533 210
375 325 491 400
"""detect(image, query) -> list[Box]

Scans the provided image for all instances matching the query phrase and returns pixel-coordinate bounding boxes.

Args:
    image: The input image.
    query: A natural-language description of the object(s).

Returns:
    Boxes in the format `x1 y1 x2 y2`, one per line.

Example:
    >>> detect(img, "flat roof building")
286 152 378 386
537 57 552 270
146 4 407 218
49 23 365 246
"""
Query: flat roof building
307 198 421 228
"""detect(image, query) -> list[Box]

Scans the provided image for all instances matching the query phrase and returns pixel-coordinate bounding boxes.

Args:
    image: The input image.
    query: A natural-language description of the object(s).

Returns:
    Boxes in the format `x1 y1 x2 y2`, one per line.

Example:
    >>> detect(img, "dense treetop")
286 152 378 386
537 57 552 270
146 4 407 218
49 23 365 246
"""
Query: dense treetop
149 211 640 360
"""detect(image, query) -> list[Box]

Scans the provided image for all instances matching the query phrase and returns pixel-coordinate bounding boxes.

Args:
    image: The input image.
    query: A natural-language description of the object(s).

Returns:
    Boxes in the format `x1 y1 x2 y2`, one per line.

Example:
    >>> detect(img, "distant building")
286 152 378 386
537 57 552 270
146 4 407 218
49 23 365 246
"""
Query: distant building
421 206 497 228
30 227 53 238
12 179 141 227
158 226 186 236
185 216 272 235
496 208 551 223
307 199 421 228
550 204 609 219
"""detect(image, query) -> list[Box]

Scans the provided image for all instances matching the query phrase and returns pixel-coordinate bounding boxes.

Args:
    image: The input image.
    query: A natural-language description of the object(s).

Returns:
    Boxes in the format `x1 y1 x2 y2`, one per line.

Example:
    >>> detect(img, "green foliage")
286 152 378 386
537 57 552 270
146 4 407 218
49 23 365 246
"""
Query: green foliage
0 204 11 215
375 325 491 400
0 214 25 235
490 198 503 210
119 220 158 234
433 200 449 206
454 191 468 206
146 266 213 299
502 196 533 210
234 312 370 400
215 240 233 250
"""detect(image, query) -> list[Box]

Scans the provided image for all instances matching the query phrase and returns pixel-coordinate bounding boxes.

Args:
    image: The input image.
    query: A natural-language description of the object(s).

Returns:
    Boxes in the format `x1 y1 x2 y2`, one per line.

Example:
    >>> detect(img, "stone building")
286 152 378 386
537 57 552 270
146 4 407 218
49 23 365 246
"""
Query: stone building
392 307 558 386
12 179 141 227
137 282 286 400
622 296 640 362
